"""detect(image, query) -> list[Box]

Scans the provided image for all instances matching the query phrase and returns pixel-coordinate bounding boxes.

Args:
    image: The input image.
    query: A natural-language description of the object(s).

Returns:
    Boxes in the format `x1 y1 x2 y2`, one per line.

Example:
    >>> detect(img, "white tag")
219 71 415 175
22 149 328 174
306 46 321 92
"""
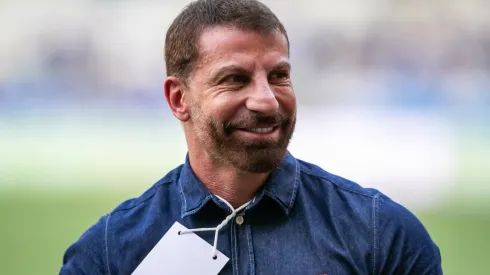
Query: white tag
131 222 229 275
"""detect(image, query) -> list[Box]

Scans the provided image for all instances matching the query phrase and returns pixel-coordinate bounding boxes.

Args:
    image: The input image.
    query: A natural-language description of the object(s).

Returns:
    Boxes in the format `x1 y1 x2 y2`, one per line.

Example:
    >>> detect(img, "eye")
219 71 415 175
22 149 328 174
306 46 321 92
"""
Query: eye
224 75 250 84
269 71 290 82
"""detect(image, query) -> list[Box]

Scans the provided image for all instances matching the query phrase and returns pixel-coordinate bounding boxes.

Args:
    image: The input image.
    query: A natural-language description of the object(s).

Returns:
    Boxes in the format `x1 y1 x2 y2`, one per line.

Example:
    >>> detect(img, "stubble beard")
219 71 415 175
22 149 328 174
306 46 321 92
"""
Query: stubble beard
188 104 296 173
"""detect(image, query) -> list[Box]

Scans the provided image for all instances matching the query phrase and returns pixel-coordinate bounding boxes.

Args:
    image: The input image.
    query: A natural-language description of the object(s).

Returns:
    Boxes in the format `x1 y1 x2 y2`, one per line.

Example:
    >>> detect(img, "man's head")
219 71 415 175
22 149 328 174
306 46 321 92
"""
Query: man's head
164 0 296 173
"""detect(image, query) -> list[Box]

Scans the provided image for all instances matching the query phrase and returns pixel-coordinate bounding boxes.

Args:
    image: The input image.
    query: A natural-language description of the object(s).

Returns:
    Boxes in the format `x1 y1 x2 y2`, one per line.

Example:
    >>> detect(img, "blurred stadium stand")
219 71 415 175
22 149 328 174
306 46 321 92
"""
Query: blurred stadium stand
0 0 489 109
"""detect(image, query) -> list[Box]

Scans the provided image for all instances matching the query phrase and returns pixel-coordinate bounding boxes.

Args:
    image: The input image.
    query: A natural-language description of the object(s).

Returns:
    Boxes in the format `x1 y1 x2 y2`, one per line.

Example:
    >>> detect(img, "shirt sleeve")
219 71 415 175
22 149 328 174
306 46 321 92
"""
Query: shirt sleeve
59 214 108 275
375 194 443 275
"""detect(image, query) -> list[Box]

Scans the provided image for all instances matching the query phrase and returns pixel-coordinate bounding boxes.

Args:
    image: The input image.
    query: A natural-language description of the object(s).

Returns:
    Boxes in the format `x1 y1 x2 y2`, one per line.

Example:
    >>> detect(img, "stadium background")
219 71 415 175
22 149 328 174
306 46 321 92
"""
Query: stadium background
1 0 489 274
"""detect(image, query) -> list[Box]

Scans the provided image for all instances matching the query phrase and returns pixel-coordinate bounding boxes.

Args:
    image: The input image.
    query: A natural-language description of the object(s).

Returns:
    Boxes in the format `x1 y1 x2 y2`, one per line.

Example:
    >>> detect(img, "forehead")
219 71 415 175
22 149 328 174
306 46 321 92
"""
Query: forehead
196 26 289 71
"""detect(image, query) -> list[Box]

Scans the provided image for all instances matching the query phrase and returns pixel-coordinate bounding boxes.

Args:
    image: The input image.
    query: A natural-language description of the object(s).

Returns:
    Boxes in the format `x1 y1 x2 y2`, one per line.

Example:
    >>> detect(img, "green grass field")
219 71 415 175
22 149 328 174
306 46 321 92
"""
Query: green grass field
1 189 489 275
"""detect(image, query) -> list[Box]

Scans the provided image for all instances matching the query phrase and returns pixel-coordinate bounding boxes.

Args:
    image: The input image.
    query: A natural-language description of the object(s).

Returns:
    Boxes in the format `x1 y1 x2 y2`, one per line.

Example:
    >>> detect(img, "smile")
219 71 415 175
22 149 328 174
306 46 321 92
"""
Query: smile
232 126 281 140
245 127 275 134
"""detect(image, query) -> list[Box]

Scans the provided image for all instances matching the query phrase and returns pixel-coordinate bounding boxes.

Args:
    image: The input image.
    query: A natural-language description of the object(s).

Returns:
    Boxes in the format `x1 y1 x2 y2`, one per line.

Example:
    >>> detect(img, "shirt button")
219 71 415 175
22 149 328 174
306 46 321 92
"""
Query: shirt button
235 215 244 225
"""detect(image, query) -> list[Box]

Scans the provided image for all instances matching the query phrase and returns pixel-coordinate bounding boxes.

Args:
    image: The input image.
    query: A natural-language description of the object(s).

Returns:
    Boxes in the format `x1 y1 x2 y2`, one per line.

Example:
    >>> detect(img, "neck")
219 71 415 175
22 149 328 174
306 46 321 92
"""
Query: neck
188 150 270 208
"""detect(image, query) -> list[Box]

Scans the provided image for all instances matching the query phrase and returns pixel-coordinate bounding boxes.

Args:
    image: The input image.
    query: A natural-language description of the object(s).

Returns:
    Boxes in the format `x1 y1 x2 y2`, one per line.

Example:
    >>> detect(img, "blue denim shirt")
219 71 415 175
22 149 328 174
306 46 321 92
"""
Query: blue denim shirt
60 152 442 275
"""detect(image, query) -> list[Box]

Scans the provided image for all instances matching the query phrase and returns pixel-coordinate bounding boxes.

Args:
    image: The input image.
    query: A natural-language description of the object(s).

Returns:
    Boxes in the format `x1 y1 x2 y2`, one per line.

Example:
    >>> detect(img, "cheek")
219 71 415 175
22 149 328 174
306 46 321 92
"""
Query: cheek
203 95 242 121
276 88 296 113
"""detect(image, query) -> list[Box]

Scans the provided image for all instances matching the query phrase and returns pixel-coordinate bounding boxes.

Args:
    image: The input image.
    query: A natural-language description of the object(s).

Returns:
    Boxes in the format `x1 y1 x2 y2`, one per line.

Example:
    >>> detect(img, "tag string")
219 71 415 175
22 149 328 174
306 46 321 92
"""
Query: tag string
179 195 251 259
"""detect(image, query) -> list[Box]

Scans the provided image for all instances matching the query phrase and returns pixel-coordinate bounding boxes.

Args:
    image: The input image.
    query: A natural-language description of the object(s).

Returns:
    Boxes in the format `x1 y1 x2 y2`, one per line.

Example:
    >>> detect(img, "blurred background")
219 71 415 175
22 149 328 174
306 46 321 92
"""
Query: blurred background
1 0 489 274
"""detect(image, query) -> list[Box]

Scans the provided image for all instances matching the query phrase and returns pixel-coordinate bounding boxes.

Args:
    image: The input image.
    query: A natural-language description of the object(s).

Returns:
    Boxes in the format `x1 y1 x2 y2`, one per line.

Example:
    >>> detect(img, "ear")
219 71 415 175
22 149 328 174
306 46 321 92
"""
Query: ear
164 76 190 122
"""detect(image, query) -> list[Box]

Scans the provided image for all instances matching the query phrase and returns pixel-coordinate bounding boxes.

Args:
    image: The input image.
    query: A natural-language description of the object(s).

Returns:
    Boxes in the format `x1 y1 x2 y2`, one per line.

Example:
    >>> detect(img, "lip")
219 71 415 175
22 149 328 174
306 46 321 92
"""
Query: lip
232 126 281 140
236 123 280 130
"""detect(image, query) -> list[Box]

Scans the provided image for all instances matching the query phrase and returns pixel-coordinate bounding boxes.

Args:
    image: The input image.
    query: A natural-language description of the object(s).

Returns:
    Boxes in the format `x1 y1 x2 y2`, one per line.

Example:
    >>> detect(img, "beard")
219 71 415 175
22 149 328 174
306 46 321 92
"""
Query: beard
188 103 296 173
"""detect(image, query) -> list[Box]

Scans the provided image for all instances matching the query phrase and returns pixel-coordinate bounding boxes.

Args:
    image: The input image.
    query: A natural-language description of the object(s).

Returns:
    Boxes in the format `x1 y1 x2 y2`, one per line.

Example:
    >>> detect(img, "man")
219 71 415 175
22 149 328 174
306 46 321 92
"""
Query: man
60 0 442 274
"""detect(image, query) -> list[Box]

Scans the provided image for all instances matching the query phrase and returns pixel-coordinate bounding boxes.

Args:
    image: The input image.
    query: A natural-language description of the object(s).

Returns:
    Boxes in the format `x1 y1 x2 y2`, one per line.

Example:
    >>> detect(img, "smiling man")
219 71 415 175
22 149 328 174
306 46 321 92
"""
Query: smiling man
60 0 442 274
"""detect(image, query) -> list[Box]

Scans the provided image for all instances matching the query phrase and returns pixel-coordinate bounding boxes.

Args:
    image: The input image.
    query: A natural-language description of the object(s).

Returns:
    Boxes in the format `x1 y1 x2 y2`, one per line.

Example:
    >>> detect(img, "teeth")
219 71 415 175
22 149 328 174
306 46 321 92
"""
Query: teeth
247 127 274 133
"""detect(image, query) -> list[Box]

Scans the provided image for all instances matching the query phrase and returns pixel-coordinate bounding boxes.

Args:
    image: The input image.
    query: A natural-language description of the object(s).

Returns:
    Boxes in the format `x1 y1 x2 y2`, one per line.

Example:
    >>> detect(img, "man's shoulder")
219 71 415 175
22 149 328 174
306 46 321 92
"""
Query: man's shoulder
296 157 423 226
296 158 381 199
111 164 183 214
77 164 183 236
61 165 186 274
296 157 441 269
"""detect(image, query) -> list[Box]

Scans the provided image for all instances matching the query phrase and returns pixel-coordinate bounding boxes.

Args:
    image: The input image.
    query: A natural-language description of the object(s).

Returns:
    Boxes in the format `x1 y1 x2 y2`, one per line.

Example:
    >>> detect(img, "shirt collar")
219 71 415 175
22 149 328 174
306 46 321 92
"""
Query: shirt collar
178 151 300 218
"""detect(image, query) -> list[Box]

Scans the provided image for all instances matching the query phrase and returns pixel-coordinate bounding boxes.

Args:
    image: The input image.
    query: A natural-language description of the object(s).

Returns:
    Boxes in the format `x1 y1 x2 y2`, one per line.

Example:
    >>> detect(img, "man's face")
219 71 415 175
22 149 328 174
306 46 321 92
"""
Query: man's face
185 26 296 173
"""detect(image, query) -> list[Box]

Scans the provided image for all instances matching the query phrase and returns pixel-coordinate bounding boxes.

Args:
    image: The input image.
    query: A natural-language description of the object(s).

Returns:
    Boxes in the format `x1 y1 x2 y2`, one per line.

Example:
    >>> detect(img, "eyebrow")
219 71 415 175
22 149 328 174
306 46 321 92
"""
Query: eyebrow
271 61 291 72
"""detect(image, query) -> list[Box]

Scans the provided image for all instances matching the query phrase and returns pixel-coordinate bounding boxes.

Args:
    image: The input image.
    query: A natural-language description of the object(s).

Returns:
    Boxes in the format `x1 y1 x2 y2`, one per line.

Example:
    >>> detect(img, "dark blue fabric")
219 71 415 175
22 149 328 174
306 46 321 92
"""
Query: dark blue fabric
60 151 442 275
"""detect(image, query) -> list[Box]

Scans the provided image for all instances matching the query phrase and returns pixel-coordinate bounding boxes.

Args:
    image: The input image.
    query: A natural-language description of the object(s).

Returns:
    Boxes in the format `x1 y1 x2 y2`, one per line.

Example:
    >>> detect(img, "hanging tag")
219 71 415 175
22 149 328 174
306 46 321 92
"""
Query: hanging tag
131 222 229 275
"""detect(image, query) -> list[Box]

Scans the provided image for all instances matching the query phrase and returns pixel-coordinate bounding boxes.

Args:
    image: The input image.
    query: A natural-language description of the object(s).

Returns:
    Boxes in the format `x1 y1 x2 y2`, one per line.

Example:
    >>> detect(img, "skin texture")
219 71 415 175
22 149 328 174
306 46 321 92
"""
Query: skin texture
164 26 296 207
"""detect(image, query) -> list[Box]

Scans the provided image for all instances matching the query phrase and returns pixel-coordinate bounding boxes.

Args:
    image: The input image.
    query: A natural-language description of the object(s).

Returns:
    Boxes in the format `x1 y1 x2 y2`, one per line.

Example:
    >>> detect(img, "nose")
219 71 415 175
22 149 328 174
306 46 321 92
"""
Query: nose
245 78 279 115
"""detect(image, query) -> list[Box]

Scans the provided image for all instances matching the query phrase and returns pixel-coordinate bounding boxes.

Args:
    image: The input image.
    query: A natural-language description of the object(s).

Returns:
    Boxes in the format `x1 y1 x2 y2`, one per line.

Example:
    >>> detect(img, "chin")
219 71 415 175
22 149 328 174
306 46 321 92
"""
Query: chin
233 147 288 173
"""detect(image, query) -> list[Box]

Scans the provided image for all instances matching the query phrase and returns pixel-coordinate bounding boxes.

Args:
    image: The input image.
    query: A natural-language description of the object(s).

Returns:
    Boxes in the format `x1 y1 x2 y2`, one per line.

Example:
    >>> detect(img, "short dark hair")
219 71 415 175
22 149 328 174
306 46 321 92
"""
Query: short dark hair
164 0 289 80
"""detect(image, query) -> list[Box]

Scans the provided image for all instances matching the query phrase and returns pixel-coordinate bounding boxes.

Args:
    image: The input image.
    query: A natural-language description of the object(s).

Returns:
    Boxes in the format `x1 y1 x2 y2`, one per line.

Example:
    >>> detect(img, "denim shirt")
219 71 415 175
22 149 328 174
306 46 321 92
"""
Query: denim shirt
60 152 442 275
